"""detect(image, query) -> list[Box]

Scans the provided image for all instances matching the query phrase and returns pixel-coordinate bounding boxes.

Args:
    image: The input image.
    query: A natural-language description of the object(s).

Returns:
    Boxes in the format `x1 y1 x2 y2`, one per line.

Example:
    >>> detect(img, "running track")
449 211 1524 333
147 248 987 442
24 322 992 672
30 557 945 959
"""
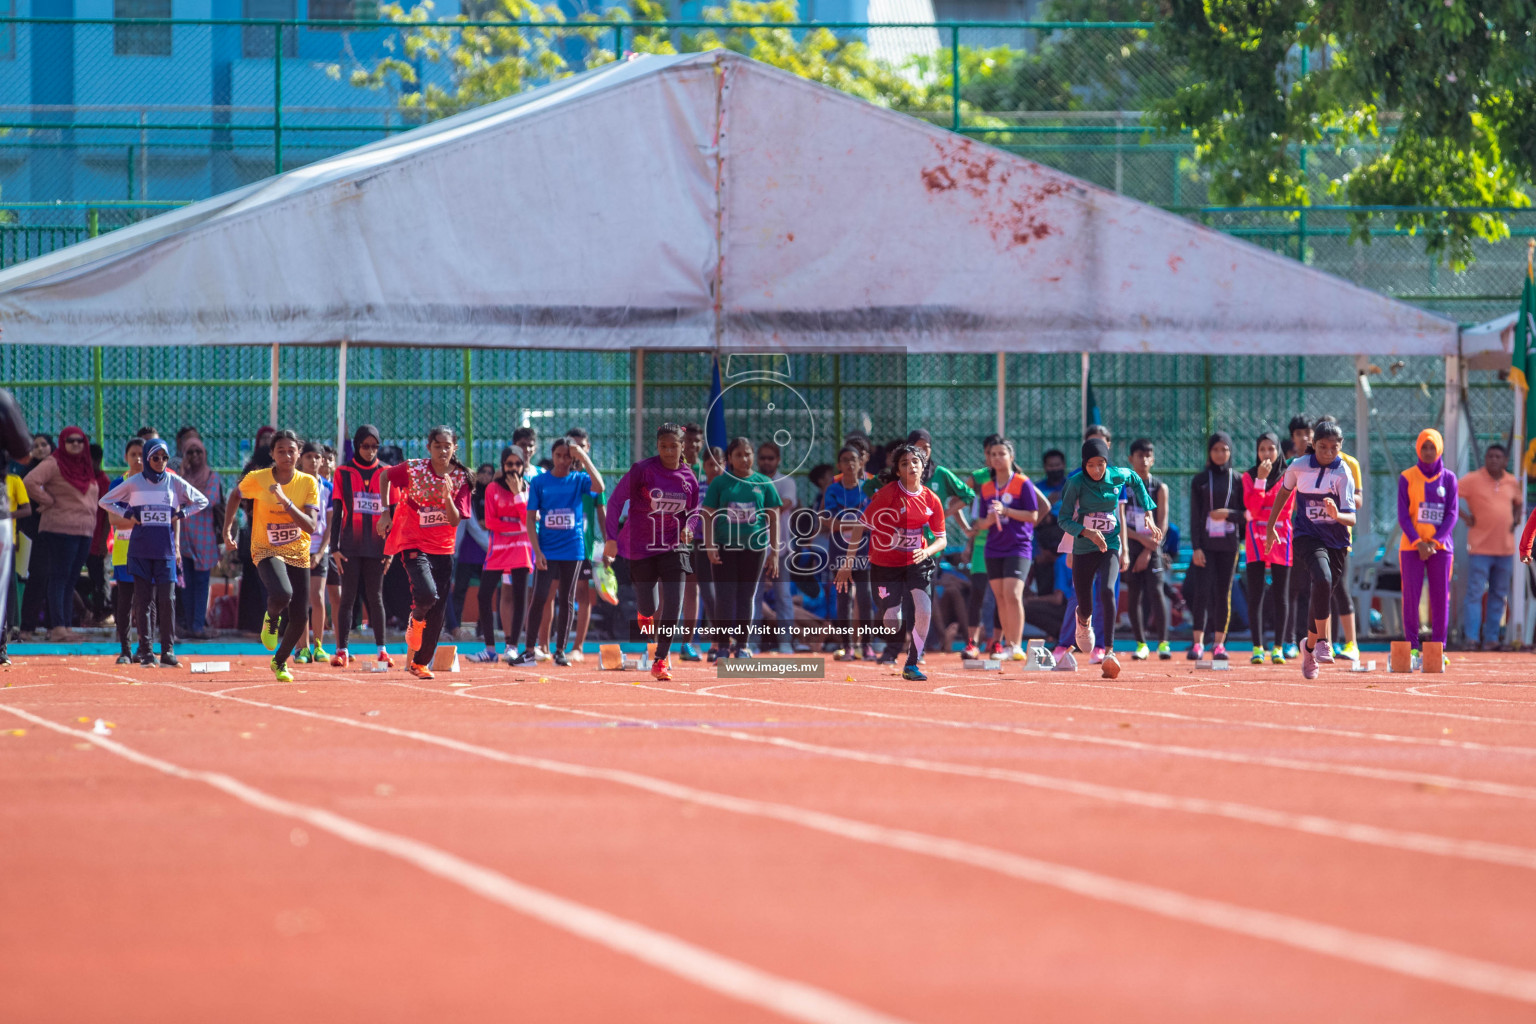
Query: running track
3 652 1536 1022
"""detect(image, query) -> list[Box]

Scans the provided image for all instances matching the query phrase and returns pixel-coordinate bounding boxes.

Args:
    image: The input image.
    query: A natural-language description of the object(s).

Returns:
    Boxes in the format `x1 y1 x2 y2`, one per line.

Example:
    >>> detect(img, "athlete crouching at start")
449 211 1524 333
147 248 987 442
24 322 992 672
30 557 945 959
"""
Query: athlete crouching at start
835 444 945 682
1058 438 1162 679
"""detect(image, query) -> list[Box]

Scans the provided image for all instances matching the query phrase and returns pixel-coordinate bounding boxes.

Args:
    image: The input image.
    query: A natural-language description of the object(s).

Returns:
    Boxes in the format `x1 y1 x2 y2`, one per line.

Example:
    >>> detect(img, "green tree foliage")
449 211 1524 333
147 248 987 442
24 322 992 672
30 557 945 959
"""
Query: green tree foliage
1154 0 1536 265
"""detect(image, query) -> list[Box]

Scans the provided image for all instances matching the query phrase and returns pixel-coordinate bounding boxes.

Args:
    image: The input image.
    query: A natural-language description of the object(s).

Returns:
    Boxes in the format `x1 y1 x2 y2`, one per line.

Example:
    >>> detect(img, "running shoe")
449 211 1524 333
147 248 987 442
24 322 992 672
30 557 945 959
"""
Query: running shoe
510 649 537 668
1100 652 1121 679
861 643 878 661
833 648 851 661
376 650 395 669
1088 646 1106 664
295 646 312 664
650 656 672 682
135 648 156 668
467 649 499 664
1314 640 1335 665
679 643 702 662
312 642 330 662
1282 643 1300 662
330 649 352 668
1300 642 1319 680
1009 646 1027 662
159 652 179 668
708 646 724 663
987 640 1004 657
1410 649 1423 672
1212 643 1229 661
115 651 132 665
271 658 294 683
407 661 435 681
533 646 552 663
917 651 926 665
1271 645 1285 666
1157 641 1172 661
260 613 280 651
553 651 570 667
1250 649 1266 665
1337 641 1359 662
1074 618 1095 654
0 654 8 666
901 665 927 682
1186 643 1203 661
1132 642 1149 661
961 643 981 661
405 617 426 664
568 649 585 663
876 649 898 666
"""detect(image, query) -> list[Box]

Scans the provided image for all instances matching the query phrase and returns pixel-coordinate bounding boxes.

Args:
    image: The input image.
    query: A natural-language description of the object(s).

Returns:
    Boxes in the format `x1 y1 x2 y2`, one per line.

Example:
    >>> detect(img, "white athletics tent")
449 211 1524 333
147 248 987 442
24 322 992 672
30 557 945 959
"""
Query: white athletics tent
0 48 1457 358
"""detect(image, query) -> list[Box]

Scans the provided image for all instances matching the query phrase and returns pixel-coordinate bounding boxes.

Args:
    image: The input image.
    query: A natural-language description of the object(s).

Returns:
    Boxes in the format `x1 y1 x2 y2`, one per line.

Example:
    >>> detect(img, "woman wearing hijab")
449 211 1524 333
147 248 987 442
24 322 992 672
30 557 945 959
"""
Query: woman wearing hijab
100 438 209 666
1241 432 1294 664
24 426 105 641
1188 431 1245 662
1398 429 1458 668
328 425 392 667
176 437 223 638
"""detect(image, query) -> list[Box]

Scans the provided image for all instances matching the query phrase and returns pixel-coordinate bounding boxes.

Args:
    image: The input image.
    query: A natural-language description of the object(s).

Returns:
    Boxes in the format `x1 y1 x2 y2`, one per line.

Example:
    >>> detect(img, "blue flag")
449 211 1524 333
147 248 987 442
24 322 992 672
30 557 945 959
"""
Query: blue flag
706 353 728 453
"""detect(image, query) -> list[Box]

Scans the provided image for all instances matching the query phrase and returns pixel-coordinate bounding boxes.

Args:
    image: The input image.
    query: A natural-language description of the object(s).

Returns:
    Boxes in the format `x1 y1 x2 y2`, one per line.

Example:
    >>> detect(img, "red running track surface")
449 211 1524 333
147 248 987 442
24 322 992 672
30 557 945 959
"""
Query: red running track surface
3 651 1536 1022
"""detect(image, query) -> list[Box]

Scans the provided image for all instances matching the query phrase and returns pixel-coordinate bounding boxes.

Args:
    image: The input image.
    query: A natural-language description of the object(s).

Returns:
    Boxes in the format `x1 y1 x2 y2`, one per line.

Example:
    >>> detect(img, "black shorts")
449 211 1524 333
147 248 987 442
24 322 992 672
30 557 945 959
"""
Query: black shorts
985 555 1029 582
629 550 687 586
870 560 936 595
310 558 328 582
579 559 593 583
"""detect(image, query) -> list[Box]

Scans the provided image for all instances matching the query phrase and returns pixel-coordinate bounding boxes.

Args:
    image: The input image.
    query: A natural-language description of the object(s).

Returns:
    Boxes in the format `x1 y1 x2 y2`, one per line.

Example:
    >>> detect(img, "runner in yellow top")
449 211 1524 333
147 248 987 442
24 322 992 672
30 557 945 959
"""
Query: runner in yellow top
222 429 321 682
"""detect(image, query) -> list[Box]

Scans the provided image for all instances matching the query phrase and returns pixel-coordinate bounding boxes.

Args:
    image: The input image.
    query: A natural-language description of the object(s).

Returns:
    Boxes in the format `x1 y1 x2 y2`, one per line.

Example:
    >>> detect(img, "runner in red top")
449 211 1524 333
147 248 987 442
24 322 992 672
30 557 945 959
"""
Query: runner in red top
377 426 474 679
835 443 946 681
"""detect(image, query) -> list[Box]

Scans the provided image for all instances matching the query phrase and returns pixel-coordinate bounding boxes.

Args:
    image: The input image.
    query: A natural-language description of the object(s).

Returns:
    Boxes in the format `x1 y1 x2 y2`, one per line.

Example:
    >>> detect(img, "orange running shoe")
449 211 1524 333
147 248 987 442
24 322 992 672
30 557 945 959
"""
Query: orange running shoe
407 660 435 681
329 649 352 668
405 617 426 664
650 656 672 682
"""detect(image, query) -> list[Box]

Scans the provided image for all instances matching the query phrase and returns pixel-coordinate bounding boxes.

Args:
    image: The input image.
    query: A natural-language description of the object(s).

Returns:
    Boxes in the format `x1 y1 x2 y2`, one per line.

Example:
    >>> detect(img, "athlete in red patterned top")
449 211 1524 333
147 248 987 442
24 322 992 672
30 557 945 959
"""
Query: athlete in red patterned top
377 426 474 679
834 443 946 681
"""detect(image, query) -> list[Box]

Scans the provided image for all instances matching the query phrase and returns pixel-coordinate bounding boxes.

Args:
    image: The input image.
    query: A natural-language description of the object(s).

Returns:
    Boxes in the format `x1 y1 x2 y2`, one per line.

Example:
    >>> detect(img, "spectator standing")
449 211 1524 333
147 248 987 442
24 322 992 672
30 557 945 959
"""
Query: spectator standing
177 437 223 638
15 433 53 634
25 426 106 640
1460 443 1521 649
756 440 802 653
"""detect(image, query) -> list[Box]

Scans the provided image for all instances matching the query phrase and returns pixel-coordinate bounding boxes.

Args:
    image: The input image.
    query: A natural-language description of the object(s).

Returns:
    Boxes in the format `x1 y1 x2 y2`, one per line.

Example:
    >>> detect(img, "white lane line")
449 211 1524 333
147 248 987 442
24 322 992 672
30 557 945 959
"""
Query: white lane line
0 683 54 691
0 701 913 1024
372 679 1536 872
925 678 1536 757
670 681 1536 803
1405 684 1536 705
34 679 1536 1006
1147 680 1536 728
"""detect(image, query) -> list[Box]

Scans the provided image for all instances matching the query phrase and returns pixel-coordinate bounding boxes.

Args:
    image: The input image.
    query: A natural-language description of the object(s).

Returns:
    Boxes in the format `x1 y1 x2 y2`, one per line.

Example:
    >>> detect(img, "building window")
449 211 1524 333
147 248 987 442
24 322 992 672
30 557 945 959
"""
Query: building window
114 0 173 56
243 0 298 57
310 0 379 23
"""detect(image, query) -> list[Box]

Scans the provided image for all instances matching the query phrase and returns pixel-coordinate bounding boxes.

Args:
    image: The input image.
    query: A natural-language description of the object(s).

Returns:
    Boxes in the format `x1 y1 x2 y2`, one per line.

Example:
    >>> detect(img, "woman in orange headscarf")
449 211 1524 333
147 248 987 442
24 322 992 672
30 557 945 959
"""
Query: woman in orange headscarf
1397 428 1457 662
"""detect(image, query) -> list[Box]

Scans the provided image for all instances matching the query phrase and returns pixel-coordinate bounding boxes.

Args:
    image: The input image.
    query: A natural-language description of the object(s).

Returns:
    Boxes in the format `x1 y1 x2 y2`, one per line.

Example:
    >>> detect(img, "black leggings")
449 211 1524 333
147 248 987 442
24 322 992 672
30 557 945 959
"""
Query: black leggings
499 567 529 649
115 579 136 652
1124 567 1168 645
715 547 767 649
401 549 454 668
1072 549 1121 647
527 559 580 656
336 554 386 650
630 552 686 658
1192 549 1239 637
1245 561 1292 651
132 579 174 655
472 570 499 648
689 550 715 642
256 557 311 666
1294 536 1350 632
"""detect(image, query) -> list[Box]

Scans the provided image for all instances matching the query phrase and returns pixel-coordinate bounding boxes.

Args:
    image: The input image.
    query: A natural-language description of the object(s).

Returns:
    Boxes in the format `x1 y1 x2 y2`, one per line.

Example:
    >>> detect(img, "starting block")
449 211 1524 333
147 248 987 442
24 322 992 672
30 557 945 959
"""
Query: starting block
431 646 461 673
1422 641 1445 674
1389 641 1414 673
370 658 390 673
1053 649 1078 672
189 661 230 674
1350 659 1378 673
1019 640 1057 672
1195 659 1232 670
599 644 624 670
963 659 1002 671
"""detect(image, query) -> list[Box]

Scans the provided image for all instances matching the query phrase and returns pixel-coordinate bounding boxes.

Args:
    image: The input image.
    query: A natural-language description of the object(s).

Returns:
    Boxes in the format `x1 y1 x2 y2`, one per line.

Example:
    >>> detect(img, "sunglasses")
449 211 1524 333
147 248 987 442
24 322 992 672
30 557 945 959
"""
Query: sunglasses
64 438 85 445
504 461 525 470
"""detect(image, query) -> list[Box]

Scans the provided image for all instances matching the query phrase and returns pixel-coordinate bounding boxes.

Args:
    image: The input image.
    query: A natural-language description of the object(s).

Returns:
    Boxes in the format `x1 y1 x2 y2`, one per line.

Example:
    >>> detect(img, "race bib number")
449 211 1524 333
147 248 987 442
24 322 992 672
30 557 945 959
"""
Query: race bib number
139 506 172 527
1083 512 1117 533
544 509 575 530
650 489 688 515
1304 499 1330 522
354 493 382 516
1126 508 1146 533
1204 515 1233 537
266 522 302 547
726 502 757 524
896 527 925 551
418 506 449 528
1417 502 1445 526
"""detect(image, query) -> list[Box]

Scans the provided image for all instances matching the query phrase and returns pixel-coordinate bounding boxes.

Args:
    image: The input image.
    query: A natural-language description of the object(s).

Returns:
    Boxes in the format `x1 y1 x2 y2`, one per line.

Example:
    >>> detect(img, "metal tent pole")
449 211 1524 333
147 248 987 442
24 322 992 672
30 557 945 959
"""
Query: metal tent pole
336 339 349 449
996 352 1006 435
268 343 279 427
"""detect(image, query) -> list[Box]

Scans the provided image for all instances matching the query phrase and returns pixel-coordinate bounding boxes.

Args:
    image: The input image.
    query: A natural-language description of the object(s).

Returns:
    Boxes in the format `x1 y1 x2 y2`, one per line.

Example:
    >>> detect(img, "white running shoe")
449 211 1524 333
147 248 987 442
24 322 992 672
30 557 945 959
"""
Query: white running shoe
1074 618 1095 654
1314 640 1335 665
533 646 552 663
1100 652 1121 679
567 649 585 663
1009 645 1026 662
